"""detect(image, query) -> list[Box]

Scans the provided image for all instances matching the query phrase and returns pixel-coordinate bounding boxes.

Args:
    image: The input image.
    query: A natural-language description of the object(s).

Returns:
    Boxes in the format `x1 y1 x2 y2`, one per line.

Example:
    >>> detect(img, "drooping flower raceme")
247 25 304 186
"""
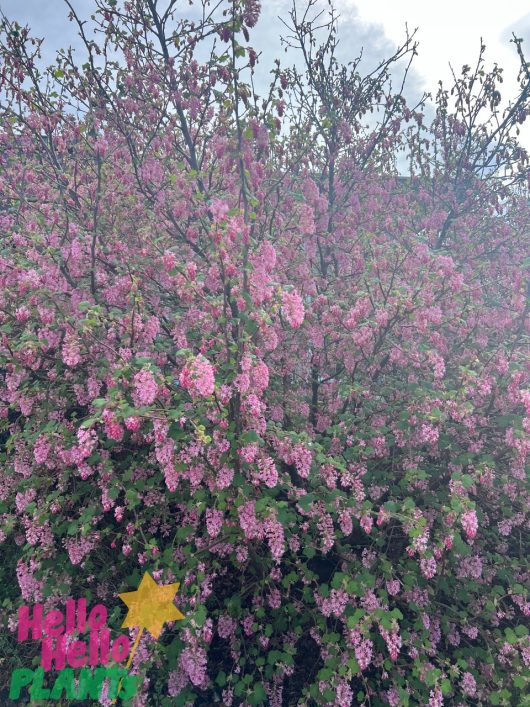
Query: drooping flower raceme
179 354 215 398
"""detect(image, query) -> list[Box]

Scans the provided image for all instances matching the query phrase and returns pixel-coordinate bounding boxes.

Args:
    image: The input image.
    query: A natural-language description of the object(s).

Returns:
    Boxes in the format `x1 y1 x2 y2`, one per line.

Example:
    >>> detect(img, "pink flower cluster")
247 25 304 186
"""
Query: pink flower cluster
360 513 373 534
205 508 223 538
16 557 43 602
179 354 215 397
61 333 81 367
349 630 374 671
256 456 278 488
132 368 158 406
238 501 263 540
179 643 208 687
281 289 305 328
263 514 285 562
63 533 98 565
428 687 443 707
380 625 402 661
420 556 437 579
291 444 312 478
102 409 124 442
461 509 478 540
461 671 477 697
33 435 51 464
316 588 348 617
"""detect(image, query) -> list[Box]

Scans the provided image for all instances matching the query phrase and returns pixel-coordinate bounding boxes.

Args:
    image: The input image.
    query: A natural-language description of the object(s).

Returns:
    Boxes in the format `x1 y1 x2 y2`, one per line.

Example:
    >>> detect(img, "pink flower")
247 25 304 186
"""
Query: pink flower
386 579 401 596
264 514 285 562
461 509 478 540
62 333 81 367
318 511 335 553
243 0 261 28
317 588 348 618
267 587 282 609
281 290 305 328
63 533 98 565
239 444 259 463
428 687 443 707
205 508 223 538
360 513 373 534
461 671 476 697
180 643 208 687
124 416 141 432
238 500 262 540
251 359 269 392
216 615 235 640
209 199 230 223
132 368 158 406
420 556 437 579
256 456 278 488
179 354 215 398
292 444 312 478
102 409 124 442
33 435 50 464
380 626 402 661
339 509 353 535
335 680 353 705
462 625 478 639
16 558 43 602
355 638 373 671
15 306 30 322
15 488 36 512
76 427 97 460
216 465 234 489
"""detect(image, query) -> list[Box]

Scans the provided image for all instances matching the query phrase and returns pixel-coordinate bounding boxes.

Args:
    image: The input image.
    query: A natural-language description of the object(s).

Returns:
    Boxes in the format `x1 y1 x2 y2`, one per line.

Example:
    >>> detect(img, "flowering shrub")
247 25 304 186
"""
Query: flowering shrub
0 1 530 705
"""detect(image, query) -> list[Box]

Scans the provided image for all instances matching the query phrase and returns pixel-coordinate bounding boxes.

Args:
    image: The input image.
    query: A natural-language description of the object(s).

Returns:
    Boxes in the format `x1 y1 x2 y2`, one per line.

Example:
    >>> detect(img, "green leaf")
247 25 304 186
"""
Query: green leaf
241 430 260 444
193 605 207 628
505 627 518 645
248 682 267 705
347 609 365 628
331 572 346 589
297 493 315 511
255 497 269 513
441 678 452 696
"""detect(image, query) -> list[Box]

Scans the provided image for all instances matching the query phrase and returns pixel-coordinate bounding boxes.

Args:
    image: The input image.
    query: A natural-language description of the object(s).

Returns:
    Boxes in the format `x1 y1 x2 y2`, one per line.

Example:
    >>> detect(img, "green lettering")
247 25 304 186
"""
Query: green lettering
30 668 50 700
120 674 139 700
50 668 77 700
8 669 34 700
106 666 126 699
77 667 107 700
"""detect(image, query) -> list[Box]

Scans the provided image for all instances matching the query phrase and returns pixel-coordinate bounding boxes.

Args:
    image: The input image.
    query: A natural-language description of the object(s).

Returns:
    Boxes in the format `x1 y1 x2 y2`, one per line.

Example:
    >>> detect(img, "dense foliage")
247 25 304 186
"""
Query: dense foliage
1 1 530 704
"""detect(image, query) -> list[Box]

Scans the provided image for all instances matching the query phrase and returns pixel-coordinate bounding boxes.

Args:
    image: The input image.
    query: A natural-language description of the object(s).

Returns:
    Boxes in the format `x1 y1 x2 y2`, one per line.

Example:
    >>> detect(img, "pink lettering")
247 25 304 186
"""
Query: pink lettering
41 636 66 671
43 609 64 638
67 639 87 668
111 635 131 663
18 604 43 642
87 604 107 631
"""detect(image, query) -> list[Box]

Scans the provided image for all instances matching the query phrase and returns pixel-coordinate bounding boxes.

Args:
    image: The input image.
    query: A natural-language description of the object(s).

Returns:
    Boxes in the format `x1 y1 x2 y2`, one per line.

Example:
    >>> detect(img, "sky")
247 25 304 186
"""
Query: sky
337 1 530 95
1 0 530 145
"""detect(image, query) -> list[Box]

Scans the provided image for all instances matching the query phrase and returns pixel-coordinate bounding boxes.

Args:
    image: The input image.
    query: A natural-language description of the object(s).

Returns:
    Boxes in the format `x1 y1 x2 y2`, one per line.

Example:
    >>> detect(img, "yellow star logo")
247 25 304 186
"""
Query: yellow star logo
118 572 185 640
